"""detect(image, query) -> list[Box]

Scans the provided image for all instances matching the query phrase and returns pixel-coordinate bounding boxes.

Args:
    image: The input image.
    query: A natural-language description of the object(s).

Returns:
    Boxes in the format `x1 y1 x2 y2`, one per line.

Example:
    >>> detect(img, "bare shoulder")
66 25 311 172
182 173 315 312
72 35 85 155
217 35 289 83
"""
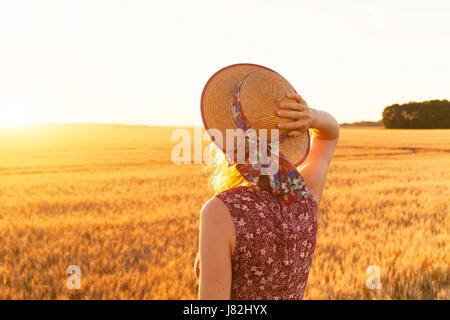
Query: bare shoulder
200 197 233 232
199 196 235 254
200 196 231 222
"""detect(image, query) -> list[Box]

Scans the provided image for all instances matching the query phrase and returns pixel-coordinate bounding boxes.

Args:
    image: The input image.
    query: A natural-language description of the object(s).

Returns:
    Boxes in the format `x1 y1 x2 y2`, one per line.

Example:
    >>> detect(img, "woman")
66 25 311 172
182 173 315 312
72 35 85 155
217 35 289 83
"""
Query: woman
194 64 339 300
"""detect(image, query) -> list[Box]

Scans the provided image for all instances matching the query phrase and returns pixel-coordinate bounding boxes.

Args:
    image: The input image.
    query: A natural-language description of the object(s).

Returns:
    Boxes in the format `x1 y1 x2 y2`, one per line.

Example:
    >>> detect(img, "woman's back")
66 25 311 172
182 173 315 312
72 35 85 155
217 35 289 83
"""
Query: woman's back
195 185 319 300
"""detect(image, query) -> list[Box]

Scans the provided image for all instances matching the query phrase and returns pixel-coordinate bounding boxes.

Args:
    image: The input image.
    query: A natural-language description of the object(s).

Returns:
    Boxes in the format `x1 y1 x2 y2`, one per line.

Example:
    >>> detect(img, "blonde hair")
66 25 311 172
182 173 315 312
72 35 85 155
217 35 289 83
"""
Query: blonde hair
204 139 309 195
205 142 252 194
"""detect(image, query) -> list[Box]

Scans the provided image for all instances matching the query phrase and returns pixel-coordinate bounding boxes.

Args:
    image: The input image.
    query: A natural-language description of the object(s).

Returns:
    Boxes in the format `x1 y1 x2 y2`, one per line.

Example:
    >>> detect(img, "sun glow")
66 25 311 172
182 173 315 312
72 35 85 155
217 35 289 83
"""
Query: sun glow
0 107 33 128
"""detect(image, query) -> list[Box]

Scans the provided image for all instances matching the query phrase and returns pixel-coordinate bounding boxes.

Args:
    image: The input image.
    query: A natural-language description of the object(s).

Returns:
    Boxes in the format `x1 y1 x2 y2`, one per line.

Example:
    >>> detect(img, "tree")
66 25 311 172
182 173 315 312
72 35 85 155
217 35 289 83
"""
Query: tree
381 100 450 129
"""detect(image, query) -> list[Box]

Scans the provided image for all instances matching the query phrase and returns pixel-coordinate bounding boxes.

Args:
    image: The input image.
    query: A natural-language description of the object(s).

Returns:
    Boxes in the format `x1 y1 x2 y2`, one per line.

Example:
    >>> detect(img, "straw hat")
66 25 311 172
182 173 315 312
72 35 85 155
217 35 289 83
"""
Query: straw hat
200 63 310 167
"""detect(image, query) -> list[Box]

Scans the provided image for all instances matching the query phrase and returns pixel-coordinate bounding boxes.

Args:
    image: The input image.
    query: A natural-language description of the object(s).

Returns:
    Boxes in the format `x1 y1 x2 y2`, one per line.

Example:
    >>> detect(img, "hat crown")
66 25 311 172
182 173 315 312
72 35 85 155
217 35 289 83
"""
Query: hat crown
200 63 310 167
239 69 297 141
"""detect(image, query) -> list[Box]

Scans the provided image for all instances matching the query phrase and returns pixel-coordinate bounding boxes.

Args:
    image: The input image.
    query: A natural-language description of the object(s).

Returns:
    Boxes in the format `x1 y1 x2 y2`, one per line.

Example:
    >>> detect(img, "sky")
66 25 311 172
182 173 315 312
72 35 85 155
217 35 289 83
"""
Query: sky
0 0 449 127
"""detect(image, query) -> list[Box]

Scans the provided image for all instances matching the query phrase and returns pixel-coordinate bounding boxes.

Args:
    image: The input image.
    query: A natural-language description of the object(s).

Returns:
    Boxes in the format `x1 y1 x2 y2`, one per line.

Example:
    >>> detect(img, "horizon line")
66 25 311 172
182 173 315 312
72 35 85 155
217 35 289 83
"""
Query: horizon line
0 119 383 129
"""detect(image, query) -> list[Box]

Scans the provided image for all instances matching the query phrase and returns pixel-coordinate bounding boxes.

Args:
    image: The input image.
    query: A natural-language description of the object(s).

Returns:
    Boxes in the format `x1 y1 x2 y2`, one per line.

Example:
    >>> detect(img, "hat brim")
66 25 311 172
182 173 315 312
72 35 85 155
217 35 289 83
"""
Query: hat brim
200 63 310 167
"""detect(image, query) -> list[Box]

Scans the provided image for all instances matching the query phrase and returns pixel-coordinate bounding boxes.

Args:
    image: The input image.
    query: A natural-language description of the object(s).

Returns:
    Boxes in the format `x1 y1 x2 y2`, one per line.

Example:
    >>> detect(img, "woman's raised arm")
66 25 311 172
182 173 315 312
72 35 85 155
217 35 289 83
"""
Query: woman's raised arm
277 93 340 205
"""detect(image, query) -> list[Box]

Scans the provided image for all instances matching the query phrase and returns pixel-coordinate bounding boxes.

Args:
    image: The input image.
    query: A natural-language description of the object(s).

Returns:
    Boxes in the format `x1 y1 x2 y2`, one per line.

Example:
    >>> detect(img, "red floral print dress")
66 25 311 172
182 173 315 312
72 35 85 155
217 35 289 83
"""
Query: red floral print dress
194 185 319 300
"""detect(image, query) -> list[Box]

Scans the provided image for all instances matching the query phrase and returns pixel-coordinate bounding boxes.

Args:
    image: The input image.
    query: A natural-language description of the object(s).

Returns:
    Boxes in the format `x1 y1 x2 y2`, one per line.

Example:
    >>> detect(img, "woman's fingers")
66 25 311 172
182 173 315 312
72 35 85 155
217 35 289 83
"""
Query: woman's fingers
279 101 306 111
277 109 308 119
277 119 308 130
278 94 313 132
287 130 302 137
286 93 307 105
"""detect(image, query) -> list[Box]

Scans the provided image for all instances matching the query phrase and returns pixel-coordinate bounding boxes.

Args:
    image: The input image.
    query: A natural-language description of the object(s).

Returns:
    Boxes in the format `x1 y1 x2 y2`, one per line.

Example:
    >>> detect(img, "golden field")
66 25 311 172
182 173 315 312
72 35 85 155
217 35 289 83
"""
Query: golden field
0 124 448 299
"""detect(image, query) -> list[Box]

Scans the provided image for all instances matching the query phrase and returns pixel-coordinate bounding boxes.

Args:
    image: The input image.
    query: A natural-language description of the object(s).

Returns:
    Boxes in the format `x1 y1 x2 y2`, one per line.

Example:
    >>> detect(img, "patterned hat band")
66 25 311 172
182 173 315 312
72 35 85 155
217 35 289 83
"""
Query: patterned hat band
226 73 310 202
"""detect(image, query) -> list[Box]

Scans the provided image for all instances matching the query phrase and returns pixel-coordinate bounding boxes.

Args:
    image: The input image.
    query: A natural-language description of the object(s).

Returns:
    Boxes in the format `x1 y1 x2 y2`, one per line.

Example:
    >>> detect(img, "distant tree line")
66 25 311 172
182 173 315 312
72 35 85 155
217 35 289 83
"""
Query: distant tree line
382 99 450 129
340 120 382 127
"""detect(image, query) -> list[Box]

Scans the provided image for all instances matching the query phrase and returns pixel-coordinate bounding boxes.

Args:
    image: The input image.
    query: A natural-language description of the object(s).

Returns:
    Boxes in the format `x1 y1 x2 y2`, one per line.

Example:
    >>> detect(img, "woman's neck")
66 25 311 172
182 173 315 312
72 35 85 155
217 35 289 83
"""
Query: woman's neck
256 175 273 194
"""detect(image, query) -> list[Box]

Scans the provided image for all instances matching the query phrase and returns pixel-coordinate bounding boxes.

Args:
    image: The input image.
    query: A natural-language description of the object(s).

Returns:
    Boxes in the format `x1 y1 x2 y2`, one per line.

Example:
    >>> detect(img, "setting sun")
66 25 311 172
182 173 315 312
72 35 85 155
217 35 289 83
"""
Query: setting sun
0 107 33 128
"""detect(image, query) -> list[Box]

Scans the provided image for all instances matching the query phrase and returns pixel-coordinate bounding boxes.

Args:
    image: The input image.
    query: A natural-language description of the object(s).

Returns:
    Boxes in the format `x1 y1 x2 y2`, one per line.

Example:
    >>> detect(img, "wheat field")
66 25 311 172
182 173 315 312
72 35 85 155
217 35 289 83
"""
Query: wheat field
0 124 448 300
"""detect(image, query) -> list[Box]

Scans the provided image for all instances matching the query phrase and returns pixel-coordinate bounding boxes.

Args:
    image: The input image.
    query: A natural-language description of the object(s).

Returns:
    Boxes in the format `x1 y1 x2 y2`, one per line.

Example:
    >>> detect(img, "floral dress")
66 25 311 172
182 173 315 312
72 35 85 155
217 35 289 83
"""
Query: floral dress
194 185 319 300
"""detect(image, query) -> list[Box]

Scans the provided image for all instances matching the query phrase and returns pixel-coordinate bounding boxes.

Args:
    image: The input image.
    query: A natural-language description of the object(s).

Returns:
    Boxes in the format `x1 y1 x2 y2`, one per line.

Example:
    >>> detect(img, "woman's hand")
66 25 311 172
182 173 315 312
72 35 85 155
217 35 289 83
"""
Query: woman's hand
277 93 315 137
